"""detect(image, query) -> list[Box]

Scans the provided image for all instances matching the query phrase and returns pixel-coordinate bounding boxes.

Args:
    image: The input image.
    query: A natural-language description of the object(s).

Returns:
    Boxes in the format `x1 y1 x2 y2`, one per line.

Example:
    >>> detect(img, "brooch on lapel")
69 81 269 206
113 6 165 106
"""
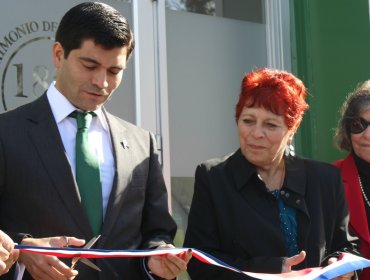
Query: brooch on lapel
121 140 129 149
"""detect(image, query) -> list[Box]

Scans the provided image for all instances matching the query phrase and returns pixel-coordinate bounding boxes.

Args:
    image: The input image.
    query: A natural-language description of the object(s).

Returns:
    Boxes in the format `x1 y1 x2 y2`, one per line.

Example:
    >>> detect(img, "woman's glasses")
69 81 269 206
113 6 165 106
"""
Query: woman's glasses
350 117 370 134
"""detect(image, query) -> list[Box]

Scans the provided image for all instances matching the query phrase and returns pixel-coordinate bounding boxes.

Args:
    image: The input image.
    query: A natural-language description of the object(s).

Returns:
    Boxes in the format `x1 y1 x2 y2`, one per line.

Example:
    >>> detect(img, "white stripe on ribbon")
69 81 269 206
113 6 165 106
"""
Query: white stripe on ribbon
15 245 370 280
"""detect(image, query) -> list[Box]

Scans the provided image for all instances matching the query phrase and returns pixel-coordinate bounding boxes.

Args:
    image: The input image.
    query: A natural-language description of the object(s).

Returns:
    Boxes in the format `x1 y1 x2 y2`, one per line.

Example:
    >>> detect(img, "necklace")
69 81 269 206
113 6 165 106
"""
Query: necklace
359 176 370 207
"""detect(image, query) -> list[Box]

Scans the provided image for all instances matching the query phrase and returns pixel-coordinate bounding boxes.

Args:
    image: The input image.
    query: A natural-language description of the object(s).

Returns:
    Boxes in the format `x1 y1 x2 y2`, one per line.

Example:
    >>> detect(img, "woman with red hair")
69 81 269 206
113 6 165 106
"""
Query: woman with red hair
184 68 359 280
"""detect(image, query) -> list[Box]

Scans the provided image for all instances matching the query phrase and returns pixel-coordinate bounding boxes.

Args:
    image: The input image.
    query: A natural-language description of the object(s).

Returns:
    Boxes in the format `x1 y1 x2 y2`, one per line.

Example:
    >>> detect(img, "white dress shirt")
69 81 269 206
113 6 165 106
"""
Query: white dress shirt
46 82 115 219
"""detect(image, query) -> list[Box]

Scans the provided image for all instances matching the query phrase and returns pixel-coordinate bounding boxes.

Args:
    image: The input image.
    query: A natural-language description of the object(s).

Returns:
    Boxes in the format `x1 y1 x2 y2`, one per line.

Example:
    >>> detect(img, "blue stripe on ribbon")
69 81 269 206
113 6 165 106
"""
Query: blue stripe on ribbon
14 245 370 280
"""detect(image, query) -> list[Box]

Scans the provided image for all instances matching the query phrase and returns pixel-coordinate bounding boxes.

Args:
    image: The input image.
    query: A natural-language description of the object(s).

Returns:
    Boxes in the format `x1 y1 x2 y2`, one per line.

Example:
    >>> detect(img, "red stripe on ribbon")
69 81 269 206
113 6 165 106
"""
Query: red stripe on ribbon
15 245 370 280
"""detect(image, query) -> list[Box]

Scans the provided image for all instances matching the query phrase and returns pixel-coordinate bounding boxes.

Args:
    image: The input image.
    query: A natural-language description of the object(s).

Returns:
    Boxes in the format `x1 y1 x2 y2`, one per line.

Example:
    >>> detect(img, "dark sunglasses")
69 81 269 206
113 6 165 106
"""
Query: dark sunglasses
349 117 370 134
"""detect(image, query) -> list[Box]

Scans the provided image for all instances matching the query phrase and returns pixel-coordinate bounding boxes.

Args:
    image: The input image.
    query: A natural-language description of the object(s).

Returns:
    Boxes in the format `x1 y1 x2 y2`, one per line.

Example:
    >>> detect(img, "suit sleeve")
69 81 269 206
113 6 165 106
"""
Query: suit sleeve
140 132 177 249
0 128 30 244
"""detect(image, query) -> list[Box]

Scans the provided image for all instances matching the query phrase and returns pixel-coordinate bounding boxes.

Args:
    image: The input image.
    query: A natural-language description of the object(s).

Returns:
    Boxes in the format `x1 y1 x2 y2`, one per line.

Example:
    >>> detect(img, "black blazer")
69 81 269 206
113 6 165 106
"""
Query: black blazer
184 149 359 280
0 94 176 280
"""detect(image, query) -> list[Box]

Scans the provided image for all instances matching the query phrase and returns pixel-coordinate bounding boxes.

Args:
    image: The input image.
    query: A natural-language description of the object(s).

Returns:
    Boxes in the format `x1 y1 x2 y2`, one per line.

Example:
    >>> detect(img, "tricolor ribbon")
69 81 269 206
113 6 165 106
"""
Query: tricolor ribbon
15 245 370 280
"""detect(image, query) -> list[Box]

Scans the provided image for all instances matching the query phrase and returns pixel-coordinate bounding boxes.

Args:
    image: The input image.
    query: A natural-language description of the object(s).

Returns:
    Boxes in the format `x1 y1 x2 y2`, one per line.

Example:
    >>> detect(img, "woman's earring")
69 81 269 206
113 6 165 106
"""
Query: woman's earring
285 144 295 157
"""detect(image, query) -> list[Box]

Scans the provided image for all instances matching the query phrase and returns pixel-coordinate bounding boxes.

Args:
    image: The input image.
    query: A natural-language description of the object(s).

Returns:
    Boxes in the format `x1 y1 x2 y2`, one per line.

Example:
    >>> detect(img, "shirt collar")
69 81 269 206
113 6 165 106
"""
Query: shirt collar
46 82 109 131
227 149 256 191
227 149 307 196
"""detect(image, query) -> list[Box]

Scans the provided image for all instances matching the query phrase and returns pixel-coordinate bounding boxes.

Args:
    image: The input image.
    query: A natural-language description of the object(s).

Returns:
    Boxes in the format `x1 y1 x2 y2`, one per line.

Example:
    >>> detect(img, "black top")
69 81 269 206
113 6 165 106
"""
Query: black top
184 149 358 280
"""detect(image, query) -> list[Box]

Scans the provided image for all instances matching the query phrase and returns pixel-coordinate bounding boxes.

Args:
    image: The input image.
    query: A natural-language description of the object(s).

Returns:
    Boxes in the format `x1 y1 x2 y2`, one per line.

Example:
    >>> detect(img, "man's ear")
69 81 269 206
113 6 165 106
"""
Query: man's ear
52 42 64 68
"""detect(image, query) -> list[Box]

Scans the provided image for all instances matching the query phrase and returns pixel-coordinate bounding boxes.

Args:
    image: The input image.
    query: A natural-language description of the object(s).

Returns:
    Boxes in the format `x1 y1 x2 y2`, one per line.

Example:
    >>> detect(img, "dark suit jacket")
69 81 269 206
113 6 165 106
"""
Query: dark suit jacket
333 154 370 280
0 94 176 280
184 149 359 280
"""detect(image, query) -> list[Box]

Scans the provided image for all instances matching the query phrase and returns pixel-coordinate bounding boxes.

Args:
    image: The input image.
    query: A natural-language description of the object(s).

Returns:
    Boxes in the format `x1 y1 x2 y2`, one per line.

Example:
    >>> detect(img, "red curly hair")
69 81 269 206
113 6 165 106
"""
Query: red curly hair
235 68 309 131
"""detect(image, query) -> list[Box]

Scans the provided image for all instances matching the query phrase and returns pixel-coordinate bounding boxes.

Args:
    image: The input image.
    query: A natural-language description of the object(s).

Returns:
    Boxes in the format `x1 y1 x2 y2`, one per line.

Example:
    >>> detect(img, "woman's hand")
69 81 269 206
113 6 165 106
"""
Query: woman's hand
282 251 306 273
0 230 18 276
327 257 354 280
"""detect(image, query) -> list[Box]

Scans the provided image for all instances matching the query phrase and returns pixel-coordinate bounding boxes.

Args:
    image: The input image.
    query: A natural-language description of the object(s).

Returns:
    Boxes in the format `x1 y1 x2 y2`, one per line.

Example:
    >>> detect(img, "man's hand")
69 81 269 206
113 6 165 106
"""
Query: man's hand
282 251 306 273
19 236 85 280
0 230 19 276
147 244 192 279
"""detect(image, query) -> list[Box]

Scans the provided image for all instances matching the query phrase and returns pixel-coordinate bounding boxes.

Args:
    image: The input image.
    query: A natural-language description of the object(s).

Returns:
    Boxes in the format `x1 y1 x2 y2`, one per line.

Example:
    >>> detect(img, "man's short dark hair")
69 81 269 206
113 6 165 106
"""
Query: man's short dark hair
55 2 135 60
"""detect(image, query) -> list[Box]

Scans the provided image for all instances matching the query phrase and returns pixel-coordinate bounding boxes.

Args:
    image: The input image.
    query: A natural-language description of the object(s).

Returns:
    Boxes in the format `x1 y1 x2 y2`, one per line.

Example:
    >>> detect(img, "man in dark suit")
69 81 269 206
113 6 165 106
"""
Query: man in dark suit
0 2 191 279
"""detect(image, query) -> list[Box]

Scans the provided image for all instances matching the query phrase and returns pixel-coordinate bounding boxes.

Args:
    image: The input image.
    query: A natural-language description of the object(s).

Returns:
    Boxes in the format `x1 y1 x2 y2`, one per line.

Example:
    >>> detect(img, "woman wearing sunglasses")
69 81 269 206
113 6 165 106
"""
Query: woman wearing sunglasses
334 80 370 280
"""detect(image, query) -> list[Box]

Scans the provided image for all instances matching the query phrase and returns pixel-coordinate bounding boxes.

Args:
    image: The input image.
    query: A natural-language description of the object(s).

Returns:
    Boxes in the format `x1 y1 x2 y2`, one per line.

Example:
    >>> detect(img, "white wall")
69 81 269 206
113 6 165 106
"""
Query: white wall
166 10 267 176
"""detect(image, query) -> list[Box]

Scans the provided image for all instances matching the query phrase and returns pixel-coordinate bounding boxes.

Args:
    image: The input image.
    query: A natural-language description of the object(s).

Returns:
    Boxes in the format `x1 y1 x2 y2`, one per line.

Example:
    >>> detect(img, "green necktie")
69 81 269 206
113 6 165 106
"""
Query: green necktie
71 111 102 235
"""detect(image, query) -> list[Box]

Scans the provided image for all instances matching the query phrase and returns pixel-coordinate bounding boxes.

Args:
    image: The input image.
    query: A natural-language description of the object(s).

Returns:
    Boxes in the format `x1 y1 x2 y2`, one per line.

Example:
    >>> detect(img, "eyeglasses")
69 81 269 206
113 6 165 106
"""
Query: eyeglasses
349 117 370 134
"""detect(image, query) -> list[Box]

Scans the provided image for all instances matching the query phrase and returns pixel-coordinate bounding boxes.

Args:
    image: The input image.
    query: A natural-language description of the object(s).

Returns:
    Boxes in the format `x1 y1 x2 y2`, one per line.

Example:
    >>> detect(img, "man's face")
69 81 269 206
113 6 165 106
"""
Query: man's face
53 39 128 111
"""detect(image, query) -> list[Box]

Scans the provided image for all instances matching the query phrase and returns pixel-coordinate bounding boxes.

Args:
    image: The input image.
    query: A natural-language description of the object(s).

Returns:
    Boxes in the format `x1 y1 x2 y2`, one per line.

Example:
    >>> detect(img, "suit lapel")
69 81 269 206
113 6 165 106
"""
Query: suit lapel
26 95 92 236
284 157 309 215
100 111 131 244
228 150 283 229
340 155 370 243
